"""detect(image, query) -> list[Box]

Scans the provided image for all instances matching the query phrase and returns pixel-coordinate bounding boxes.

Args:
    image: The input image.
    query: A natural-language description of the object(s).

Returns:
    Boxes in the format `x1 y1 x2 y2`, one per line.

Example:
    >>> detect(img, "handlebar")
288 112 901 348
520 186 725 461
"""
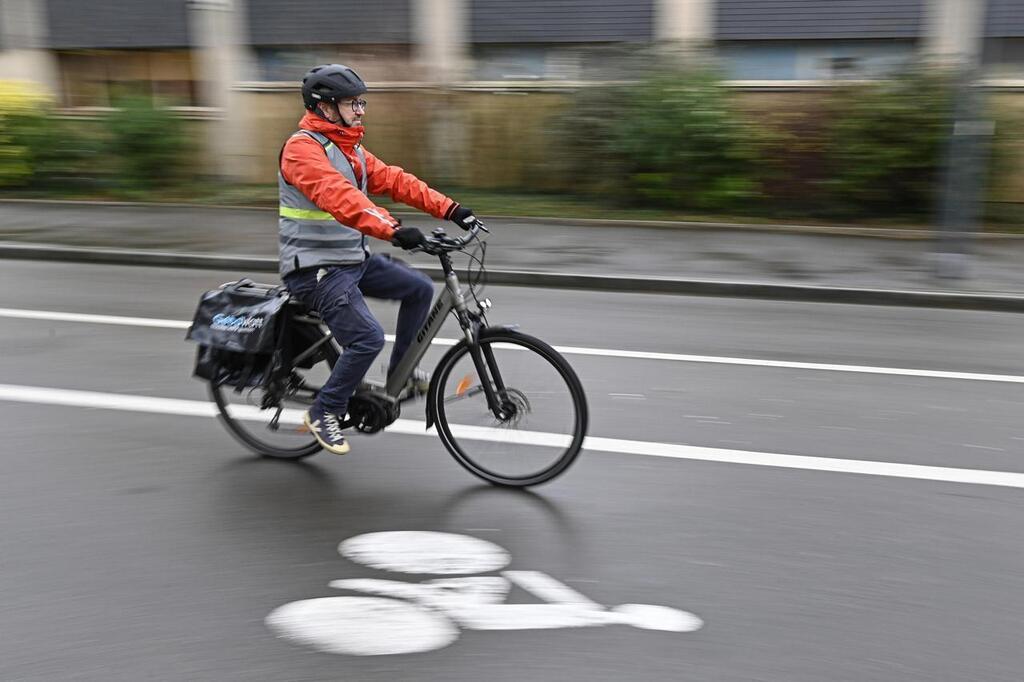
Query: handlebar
415 219 488 255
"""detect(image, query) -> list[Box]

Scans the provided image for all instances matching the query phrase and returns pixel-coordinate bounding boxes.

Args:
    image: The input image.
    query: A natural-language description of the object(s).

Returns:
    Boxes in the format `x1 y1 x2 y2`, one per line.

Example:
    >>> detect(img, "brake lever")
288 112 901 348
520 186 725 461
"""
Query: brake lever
417 239 447 255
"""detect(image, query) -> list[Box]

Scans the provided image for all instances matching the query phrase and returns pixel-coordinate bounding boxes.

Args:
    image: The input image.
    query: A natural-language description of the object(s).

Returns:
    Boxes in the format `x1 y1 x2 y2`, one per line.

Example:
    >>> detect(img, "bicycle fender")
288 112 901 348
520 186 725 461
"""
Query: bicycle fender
425 339 467 431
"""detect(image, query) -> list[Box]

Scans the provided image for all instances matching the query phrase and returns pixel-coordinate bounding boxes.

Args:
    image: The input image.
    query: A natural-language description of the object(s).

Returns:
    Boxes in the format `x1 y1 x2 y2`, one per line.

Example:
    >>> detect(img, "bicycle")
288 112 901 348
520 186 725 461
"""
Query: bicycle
207 221 588 487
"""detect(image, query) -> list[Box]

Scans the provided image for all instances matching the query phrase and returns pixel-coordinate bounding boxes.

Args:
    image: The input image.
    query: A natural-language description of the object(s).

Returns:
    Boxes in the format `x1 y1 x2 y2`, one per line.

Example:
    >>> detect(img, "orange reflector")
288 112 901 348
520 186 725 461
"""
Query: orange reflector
456 375 474 397
296 424 310 433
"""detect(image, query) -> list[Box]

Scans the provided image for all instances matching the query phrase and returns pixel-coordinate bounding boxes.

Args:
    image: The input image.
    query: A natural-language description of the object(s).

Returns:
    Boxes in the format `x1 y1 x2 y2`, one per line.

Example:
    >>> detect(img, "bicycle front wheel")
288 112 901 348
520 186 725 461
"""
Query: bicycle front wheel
430 329 588 487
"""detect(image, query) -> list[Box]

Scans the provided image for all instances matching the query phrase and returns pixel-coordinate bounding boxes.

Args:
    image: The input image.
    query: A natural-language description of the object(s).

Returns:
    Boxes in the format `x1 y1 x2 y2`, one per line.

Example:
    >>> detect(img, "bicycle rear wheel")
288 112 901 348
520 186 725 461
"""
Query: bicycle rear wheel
430 329 588 487
210 333 337 460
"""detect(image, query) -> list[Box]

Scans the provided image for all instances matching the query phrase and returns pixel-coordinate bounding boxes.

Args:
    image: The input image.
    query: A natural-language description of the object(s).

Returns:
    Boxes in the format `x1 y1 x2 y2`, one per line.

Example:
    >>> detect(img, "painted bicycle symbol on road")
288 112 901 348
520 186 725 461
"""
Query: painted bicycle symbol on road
266 531 703 656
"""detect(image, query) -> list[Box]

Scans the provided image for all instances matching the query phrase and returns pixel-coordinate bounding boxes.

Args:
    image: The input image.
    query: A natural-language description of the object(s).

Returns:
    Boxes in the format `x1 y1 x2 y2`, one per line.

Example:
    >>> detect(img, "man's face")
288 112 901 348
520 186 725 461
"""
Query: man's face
320 97 366 127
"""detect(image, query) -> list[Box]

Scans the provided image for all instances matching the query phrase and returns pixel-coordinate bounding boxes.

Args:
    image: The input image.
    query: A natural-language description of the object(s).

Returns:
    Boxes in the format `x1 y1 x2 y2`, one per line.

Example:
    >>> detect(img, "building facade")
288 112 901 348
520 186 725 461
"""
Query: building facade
2 0 1022 109
1 0 1020 184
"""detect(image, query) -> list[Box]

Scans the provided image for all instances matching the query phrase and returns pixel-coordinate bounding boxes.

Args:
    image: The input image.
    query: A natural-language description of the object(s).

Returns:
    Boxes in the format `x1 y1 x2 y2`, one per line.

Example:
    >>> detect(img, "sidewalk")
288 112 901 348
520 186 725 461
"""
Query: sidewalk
2 199 1024 309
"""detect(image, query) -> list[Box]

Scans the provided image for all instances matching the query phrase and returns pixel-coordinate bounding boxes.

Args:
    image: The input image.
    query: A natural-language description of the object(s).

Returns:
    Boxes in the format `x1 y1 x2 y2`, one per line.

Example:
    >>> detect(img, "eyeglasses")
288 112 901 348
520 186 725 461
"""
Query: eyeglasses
340 99 367 111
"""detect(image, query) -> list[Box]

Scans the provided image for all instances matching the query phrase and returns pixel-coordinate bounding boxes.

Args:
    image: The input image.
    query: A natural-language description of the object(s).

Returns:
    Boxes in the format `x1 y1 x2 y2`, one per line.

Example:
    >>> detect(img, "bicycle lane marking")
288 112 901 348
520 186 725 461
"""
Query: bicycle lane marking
2 383 1024 490
267 531 703 656
1 306 1023 385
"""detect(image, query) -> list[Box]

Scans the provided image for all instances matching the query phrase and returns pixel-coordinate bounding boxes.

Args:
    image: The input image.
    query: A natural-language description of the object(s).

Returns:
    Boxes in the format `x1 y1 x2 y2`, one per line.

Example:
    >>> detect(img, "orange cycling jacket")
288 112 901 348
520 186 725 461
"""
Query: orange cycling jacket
279 111 457 242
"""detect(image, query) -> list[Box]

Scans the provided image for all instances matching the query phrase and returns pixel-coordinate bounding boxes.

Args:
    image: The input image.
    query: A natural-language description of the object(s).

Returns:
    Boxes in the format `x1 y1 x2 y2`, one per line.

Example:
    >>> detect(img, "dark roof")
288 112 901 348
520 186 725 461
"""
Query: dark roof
46 0 190 49
37 0 1024 52
986 0 1024 38
716 0 925 40
246 0 410 45
470 0 654 43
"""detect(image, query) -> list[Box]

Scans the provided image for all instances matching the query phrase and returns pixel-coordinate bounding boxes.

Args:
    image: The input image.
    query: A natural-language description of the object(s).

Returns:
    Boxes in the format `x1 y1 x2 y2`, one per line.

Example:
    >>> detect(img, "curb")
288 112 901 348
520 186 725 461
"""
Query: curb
3 241 1024 312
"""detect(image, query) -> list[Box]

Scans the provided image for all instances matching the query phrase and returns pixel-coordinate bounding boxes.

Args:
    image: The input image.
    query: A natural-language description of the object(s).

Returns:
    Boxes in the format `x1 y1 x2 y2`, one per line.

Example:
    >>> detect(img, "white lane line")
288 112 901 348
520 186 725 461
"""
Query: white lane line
3 306 1024 385
0 307 190 329
550 344 1024 384
0 307 426 346
0 383 217 416
2 383 1024 490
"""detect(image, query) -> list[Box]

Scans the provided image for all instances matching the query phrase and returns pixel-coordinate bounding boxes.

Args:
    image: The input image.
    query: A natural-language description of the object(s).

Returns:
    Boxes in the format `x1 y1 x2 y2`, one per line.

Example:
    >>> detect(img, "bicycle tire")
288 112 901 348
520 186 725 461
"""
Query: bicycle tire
209 330 337 460
429 329 588 487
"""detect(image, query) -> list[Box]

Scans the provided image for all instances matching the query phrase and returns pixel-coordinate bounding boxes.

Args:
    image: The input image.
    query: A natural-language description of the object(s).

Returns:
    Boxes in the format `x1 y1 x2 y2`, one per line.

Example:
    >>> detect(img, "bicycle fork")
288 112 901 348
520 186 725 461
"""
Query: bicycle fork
467 343 507 421
439 247 510 421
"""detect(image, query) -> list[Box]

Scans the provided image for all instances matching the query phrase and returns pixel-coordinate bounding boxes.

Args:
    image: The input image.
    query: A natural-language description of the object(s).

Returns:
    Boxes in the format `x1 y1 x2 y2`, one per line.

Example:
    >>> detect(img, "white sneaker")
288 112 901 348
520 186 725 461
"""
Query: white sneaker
404 367 430 397
304 406 350 455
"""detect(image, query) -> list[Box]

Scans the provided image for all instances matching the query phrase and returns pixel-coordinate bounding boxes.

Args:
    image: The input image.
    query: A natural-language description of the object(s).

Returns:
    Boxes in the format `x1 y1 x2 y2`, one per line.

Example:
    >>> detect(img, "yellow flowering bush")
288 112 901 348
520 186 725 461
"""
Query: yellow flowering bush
0 80 51 115
0 81 51 186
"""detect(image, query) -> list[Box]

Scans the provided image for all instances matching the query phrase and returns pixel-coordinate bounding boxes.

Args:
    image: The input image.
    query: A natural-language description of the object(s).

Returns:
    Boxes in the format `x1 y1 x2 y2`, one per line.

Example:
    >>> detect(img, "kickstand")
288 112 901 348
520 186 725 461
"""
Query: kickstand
267 405 284 431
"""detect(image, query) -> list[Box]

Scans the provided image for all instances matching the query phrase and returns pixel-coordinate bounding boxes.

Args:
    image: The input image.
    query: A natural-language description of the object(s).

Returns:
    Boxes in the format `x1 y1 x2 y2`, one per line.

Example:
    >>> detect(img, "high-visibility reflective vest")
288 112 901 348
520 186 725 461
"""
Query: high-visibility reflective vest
278 130 369 277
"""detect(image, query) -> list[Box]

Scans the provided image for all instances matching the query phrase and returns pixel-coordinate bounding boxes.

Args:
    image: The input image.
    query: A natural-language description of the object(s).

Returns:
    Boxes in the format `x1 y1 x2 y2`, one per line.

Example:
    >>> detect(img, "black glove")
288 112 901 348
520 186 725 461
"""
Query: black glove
448 204 478 231
391 226 426 250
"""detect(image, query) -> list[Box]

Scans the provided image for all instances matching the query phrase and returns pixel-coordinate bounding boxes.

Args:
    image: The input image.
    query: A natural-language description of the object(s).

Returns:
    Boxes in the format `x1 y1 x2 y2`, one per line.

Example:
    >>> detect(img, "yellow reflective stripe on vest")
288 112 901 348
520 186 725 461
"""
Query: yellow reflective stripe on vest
279 206 334 221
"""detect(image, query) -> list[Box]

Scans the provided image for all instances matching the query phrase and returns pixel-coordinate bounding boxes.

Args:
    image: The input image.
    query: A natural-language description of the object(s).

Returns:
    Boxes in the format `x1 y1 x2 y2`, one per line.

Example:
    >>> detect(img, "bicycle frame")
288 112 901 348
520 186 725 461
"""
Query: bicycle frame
281 229 509 422
289 251 491 402
393 248 518 421
384 258 467 398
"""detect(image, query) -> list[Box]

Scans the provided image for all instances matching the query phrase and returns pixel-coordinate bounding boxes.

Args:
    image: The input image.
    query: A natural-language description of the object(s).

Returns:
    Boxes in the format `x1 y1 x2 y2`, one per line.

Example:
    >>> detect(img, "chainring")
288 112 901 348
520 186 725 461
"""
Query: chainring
341 391 401 434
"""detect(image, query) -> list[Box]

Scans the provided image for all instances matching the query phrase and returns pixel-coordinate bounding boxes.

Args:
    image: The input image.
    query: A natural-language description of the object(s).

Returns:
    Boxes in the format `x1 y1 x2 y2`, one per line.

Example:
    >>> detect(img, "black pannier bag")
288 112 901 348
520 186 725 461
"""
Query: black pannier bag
186 279 290 390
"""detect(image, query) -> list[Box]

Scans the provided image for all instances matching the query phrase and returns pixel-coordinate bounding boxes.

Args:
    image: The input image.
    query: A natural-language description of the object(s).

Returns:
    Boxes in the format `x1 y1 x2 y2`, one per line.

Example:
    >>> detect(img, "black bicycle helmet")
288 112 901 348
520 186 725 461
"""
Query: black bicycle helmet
301 64 368 111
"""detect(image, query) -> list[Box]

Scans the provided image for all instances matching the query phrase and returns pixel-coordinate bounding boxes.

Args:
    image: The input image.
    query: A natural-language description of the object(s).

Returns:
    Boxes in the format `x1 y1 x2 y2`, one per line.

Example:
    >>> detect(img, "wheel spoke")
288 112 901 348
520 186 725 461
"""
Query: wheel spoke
444 384 486 403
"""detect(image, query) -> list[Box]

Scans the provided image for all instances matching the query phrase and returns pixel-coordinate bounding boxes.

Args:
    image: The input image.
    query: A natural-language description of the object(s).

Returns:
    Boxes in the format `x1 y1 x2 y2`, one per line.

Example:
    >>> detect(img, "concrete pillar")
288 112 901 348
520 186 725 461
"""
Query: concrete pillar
412 0 469 84
923 0 987 65
412 0 470 184
926 1 991 280
187 0 258 181
0 0 59 97
655 0 715 44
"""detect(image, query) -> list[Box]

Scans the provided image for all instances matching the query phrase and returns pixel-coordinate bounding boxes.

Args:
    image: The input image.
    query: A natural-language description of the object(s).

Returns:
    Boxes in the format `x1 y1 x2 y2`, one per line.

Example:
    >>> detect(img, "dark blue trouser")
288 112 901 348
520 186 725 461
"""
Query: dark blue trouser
283 253 434 416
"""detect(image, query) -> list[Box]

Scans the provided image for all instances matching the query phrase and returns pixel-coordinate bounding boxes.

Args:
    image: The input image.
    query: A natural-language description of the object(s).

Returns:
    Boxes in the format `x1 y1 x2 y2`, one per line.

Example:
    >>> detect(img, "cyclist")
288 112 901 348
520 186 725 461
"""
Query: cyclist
279 64 479 455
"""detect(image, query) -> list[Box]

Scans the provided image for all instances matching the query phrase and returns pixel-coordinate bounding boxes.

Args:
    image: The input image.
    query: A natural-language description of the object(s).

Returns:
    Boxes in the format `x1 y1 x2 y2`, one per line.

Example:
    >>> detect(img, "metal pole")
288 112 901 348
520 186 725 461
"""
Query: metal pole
932 0 992 280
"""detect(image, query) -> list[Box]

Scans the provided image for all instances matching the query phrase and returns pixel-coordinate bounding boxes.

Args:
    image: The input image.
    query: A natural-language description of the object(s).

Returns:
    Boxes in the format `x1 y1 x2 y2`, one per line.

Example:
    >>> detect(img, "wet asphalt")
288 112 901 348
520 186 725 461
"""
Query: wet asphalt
1 260 1023 680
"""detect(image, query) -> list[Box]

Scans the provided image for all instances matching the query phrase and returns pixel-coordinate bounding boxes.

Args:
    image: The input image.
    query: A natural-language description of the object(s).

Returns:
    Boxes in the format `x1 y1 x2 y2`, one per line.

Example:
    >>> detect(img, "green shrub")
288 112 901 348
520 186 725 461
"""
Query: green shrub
985 98 1024 217
553 65 759 212
0 81 105 192
102 97 190 192
823 68 955 218
735 103 834 217
18 115 108 192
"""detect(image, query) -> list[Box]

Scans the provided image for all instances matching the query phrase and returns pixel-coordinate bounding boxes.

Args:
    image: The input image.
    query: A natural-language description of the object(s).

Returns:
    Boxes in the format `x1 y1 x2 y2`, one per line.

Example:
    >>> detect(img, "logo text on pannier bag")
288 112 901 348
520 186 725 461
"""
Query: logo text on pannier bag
211 313 266 333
